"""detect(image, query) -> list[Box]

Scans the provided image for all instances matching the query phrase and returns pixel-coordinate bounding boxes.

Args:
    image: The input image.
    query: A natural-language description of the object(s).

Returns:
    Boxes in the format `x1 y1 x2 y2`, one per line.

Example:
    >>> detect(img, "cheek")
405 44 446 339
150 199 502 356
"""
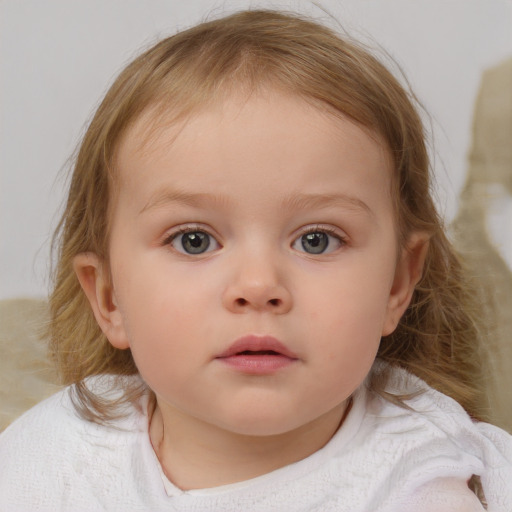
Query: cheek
113 271 197 369
115 256 225 348
303 260 394 335
299 261 394 383
317 307 382 374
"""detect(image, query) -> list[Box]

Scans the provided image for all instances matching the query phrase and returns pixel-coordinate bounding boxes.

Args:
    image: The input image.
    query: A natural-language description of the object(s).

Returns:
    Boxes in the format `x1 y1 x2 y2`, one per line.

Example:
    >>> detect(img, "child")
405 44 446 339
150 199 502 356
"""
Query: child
1 9 511 511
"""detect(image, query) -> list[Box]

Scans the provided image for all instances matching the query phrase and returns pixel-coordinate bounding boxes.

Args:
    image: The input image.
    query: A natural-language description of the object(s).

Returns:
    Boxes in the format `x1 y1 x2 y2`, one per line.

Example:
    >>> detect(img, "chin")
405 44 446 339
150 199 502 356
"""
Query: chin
217 411 304 438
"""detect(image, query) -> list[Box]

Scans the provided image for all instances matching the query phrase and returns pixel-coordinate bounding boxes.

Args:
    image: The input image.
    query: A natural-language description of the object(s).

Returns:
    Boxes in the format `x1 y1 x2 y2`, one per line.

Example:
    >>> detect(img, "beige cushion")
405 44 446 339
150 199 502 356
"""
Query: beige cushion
452 57 512 434
0 298 61 431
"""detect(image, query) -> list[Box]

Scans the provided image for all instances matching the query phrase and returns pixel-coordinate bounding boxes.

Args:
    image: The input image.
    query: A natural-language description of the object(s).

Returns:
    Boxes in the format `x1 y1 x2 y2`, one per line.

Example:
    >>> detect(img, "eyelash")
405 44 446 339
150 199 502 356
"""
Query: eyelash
161 224 347 255
162 225 208 246
293 225 347 254
298 225 345 241
162 225 220 255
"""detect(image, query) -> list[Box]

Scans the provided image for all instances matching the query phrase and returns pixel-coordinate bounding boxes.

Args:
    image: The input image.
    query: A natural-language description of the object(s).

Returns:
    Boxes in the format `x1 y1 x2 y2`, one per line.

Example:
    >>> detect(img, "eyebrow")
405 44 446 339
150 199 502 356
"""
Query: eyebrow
282 193 374 217
139 189 230 214
140 188 373 217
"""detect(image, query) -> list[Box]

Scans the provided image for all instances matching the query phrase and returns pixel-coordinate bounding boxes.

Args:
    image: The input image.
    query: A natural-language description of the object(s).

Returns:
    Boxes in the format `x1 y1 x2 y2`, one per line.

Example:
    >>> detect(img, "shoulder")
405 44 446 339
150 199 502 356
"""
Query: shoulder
0 384 77 457
374 363 511 453
0 386 80 508
371 363 477 434
0 375 149 510
356 363 512 510
364 362 495 438
0 375 141 449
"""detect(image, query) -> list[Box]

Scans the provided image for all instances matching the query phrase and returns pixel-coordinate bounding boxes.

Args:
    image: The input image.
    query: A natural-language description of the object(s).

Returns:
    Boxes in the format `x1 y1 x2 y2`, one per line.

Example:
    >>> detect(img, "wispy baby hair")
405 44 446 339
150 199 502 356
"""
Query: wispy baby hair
49 9 488 422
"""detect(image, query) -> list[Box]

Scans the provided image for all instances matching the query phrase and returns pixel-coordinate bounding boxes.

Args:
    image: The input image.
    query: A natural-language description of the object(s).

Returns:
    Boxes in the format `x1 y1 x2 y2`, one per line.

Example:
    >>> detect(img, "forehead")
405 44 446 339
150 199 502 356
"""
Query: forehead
119 89 390 162
113 90 394 210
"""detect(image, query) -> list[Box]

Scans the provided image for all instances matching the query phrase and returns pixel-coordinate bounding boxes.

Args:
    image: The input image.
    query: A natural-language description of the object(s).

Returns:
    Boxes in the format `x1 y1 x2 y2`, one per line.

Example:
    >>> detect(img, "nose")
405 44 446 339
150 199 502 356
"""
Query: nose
222 254 293 314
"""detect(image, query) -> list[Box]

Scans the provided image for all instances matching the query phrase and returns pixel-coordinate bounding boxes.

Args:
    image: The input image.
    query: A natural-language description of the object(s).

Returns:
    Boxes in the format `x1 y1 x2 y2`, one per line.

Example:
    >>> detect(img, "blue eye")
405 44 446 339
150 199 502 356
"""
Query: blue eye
168 230 219 255
293 229 343 255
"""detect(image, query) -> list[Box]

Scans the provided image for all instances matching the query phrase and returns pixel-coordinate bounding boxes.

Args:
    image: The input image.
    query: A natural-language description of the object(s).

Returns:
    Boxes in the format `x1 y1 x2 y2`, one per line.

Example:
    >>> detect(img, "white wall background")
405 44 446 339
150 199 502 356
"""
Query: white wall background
1 0 512 299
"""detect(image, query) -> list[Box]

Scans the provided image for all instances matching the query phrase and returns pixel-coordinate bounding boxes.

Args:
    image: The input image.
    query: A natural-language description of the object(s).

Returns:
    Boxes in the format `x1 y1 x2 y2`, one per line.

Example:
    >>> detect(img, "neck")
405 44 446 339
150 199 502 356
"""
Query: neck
149 400 350 490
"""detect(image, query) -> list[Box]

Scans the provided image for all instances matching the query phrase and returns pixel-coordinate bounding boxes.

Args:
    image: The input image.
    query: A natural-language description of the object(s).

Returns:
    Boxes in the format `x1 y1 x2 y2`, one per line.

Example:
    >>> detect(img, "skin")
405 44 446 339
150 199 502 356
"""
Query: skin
75 89 428 490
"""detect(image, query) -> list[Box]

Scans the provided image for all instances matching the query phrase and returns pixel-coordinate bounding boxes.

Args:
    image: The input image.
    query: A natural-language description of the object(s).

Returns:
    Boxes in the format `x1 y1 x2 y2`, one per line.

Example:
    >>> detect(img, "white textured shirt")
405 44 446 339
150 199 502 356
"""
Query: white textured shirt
1 365 511 511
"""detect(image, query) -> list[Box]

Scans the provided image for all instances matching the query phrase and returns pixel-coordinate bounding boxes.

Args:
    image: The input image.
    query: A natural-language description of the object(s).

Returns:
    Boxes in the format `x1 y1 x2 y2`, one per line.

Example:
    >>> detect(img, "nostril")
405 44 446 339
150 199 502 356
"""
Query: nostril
234 297 281 307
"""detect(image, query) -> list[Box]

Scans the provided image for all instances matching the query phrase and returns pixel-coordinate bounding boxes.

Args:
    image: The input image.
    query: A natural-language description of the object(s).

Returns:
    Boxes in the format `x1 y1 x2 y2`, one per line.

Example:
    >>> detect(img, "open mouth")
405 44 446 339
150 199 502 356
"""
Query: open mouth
216 336 298 374
217 335 298 359
237 350 281 356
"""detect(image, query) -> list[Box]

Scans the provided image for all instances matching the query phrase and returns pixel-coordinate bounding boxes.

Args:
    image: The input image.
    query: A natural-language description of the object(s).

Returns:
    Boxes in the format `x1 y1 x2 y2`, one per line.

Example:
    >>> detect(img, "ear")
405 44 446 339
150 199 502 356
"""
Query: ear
73 252 130 349
382 232 430 336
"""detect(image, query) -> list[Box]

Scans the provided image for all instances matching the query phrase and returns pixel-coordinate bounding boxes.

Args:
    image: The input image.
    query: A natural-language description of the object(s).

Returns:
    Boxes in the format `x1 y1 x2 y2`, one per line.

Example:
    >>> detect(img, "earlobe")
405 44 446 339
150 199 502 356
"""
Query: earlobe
73 252 130 350
382 232 430 336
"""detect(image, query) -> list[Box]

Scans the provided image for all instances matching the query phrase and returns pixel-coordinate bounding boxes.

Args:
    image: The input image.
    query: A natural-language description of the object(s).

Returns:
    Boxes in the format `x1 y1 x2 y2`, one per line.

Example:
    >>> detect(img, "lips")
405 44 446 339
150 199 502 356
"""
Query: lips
217 335 298 359
216 335 298 374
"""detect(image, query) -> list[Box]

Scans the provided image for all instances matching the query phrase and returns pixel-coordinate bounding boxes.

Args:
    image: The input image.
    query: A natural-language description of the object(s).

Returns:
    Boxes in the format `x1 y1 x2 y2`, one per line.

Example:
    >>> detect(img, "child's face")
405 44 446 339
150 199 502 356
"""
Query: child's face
78 90 422 437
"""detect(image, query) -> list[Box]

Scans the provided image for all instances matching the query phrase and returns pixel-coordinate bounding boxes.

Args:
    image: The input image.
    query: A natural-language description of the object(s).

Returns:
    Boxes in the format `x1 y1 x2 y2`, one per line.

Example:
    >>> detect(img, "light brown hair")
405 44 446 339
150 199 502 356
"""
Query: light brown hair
49 9 489 422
